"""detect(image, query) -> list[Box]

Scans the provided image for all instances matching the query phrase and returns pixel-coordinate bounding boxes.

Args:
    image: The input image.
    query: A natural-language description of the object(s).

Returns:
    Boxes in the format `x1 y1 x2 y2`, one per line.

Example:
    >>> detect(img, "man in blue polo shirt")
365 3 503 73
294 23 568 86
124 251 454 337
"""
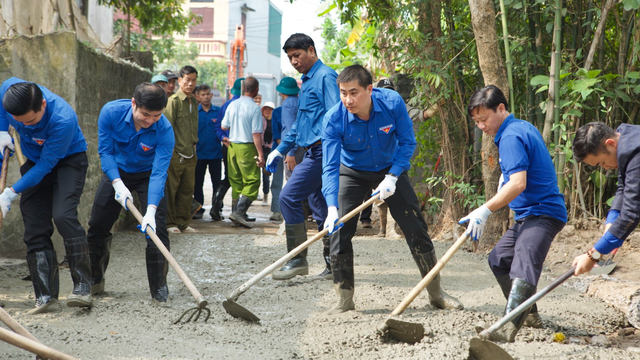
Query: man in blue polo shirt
266 34 340 280
461 85 566 342
0 78 91 314
192 84 222 220
86 83 175 307
321 65 463 314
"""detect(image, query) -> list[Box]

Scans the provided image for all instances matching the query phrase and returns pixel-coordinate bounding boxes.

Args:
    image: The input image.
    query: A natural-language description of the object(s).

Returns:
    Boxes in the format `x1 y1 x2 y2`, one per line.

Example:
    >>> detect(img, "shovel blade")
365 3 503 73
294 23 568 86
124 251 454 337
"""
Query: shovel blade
384 318 424 344
222 300 260 323
589 262 616 275
469 337 514 360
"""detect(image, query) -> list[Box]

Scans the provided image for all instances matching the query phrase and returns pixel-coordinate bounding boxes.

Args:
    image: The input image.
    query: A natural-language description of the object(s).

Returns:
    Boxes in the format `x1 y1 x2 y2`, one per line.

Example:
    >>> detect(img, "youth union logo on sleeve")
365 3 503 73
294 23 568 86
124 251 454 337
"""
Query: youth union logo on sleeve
32 137 46 146
140 142 154 152
379 124 393 134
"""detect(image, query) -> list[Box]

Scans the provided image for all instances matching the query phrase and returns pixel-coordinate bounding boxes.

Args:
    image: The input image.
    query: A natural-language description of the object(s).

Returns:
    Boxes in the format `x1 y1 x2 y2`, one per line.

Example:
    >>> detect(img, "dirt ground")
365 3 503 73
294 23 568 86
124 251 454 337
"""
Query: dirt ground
1 191 640 359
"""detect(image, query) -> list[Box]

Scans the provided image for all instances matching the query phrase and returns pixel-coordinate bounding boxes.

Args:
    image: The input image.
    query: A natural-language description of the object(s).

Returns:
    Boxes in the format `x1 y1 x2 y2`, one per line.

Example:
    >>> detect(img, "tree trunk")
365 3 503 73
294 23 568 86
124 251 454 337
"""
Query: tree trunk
468 0 510 250
584 0 615 71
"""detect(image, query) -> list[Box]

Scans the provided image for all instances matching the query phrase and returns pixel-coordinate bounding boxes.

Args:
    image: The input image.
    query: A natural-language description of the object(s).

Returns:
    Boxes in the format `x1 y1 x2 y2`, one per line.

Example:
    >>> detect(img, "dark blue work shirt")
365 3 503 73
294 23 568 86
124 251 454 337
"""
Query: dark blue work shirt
495 114 567 222
272 107 282 141
322 88 416 208
0 77 87 193
276 60 339 153
216 95 239 140
279 95 299 156
196 104 222 160
98 99 175 207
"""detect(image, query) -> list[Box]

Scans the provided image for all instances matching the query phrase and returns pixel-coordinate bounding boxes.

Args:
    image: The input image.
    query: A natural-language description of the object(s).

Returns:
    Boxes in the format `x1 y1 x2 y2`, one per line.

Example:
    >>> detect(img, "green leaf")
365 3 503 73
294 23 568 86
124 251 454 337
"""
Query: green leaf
615 89 633 102
587 70 602 78
535 85 549 94
531 75 550 86
622 0 640 10
316 0 337 16
627 71 640 79
566 108 582 117
634 85 640 94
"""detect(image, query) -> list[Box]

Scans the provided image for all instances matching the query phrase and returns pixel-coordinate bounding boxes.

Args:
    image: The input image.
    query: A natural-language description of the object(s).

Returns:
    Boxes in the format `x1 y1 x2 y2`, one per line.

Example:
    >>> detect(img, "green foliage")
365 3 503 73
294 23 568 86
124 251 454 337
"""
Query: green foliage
155 41 227 92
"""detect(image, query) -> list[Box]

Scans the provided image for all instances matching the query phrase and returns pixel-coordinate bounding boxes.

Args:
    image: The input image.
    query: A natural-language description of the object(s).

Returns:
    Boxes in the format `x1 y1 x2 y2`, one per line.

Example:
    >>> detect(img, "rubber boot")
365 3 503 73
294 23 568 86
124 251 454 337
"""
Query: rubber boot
496 274 542 328
324 253 355 315
477 278 537 342
377 204 387 237
89 236 111 295
65 237 92 307
229 195 254 228
26 251 61 315
412 249 464 310
210 184 228 221
272 223 309 280
190 199 202 219
146 247 170 307
317 236 333 280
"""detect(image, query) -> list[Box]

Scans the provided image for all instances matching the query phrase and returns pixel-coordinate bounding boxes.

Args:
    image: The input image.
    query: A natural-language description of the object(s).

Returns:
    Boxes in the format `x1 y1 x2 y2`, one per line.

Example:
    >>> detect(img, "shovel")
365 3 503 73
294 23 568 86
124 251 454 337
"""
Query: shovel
377 233 469 343
469 266 576 360
589 248 618 275
127 200 210 324
223 195 380 323
0 306 79 359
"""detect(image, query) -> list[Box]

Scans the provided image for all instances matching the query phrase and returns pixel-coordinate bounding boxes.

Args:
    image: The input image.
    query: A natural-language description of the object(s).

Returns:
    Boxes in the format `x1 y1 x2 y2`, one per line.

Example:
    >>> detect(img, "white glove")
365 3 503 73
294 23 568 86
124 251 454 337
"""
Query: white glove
497 173 505 193
374 174 398 200
458 205 493 241
112 179 133 210
140 206 157 234
323 206 340 234
266 149 283 173
0 187 18 217
0 131 15 155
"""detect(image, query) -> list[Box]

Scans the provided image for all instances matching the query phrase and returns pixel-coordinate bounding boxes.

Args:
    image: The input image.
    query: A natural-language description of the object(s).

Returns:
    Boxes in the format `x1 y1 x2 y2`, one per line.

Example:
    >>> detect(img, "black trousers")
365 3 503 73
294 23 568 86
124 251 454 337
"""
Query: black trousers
488 215 565 286
330 165 433 255
194 158 222 206
262 146 271 195
87 170 169 250
21 152 88 253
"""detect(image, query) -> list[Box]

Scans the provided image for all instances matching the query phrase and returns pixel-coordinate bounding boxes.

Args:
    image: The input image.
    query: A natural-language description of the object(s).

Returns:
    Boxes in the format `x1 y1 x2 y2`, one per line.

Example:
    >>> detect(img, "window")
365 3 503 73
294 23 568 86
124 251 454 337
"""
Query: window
189 8 214 38
268 5 282 56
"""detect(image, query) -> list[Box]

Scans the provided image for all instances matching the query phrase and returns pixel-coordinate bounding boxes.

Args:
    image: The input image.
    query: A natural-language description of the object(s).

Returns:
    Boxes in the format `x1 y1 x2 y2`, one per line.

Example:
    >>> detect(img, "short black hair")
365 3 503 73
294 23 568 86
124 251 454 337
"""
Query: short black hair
179 65 198 78
467 85 509 117
244 77 259 94
283 33 315 53
196 84 211 94
337 65 372 89
133 82 167 112
573 122 617 162
3 82 44 116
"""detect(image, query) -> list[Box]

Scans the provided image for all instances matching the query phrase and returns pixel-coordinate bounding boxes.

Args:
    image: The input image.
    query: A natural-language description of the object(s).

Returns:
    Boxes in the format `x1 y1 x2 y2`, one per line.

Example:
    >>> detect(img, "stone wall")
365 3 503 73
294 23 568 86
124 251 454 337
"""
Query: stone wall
0 31 152 257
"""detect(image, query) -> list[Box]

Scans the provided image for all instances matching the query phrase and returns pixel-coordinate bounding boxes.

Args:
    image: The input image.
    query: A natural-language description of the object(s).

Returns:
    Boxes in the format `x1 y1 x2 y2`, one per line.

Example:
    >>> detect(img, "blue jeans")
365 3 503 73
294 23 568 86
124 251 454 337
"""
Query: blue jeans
279 144 327 229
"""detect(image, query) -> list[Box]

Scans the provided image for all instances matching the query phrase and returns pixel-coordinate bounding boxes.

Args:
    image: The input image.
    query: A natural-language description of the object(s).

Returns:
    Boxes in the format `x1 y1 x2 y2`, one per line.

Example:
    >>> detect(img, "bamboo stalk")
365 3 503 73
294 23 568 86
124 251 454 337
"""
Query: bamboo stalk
584 0 615 71
498 0 515 109
552 0 562 145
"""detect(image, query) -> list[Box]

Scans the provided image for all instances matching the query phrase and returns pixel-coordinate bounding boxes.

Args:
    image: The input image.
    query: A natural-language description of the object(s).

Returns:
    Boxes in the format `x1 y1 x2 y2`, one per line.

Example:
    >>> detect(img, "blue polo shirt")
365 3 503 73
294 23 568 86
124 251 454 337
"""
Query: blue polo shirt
98 99 175 207
0 77 87 194
276 60 339 153
495 114 567 222
321 88 416 208
196 104 222 160
272 106 282 141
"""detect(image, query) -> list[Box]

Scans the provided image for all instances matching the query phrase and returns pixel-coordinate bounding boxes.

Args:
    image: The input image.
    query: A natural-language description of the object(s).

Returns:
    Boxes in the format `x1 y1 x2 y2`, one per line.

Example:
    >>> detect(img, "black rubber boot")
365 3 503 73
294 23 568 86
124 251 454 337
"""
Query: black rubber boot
496 274 542 328
324 253 355 315
26 251 61 315
272 223 309 280
317 236 333 280
412 249 464 310
146 247 170 307
89 236 111 295
65 237 92 308
190 199 202 219
478 278 537 342
210 184 229 221
229 195 254 228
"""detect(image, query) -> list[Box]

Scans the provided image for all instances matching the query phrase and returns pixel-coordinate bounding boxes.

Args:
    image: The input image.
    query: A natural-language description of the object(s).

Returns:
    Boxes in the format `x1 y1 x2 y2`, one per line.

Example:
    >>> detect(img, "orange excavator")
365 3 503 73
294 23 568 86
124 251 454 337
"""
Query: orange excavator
226 25 247 100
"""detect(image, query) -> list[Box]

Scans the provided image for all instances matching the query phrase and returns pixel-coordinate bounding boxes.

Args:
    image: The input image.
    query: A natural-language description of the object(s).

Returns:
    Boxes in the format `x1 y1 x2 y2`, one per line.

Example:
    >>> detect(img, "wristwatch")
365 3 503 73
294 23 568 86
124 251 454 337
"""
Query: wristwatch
586 248 602 262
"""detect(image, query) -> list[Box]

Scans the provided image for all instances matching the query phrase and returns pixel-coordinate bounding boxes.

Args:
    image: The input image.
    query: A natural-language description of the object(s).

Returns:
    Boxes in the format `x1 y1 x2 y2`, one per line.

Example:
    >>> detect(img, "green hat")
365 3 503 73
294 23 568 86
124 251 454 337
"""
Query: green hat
230 77 245 96
276 77 300 95
151 74 168 84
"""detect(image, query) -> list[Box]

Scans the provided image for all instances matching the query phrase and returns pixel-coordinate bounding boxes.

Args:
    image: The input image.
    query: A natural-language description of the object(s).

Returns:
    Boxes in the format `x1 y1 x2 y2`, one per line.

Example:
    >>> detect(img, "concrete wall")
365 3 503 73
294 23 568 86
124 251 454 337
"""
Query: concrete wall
0 31 152 257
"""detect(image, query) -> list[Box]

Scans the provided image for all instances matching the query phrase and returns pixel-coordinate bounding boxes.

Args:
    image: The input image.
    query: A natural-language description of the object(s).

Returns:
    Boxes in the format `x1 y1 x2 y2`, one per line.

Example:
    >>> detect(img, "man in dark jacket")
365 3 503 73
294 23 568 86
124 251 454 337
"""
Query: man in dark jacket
571 122 636 275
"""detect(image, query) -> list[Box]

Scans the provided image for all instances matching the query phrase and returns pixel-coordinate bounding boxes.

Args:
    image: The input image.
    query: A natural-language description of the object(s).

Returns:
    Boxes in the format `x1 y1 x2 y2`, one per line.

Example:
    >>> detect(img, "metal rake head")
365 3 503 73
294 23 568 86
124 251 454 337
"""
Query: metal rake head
173 305 211 324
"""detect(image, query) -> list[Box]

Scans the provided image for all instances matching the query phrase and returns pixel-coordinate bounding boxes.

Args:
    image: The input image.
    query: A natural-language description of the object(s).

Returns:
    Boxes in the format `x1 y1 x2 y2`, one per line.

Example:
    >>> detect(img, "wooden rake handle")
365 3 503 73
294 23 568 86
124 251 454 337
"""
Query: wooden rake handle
127 201 207 309
0 147 11 229
8 126 25 166
0 307 40 343
0 327 80 360
390 232 469 316
228 195 380 302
